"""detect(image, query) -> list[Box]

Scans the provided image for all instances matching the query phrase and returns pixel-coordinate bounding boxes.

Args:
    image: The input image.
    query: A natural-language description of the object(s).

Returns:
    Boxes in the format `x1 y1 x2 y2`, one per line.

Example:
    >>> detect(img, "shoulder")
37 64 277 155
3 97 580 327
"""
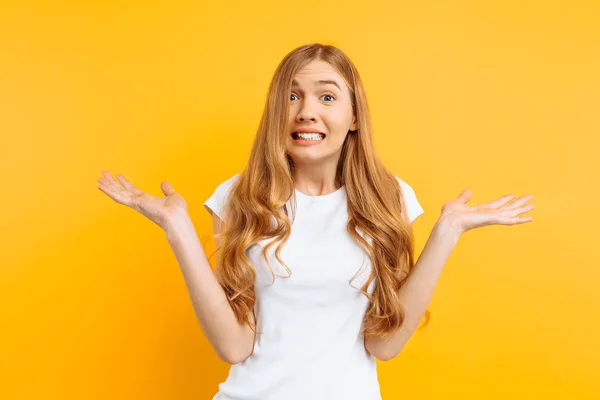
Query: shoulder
214 173 241 193
394 175 416 195
393 175 425 224
203 173 241 221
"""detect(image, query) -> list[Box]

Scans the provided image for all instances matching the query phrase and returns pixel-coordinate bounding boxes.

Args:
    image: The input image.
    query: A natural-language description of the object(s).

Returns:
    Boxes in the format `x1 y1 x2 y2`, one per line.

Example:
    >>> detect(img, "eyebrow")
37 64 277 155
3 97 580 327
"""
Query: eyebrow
291 79 342 92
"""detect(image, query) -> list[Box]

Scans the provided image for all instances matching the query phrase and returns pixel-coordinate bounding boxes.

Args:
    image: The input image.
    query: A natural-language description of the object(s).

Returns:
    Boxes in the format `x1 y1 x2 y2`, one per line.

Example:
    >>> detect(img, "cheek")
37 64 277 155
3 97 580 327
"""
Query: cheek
329 107 353 127
328 116 352 135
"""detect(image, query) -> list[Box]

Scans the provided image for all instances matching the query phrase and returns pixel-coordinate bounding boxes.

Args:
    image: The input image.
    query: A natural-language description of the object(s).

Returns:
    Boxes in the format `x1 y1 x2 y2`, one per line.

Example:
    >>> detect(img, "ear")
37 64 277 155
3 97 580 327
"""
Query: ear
350 114 358 131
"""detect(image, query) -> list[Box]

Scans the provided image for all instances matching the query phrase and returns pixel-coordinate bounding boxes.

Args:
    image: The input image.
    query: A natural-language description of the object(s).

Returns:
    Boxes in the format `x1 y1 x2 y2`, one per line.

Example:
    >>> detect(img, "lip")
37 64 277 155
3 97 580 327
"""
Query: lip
291 128 327 137
290 129 326 146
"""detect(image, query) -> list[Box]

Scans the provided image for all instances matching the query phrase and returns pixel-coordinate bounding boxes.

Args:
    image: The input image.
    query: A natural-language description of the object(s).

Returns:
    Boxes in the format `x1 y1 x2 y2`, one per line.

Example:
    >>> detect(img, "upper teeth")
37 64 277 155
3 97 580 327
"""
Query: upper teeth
296 133 324 139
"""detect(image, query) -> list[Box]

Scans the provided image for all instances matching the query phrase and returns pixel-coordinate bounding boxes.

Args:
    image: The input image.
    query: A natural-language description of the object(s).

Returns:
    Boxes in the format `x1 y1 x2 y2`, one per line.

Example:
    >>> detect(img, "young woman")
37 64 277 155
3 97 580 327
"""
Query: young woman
98 43 534 399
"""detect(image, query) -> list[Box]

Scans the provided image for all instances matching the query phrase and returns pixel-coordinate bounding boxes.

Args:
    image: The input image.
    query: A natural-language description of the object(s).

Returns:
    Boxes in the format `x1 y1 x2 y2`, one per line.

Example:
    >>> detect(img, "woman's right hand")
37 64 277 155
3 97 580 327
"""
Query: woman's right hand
97 171 188 230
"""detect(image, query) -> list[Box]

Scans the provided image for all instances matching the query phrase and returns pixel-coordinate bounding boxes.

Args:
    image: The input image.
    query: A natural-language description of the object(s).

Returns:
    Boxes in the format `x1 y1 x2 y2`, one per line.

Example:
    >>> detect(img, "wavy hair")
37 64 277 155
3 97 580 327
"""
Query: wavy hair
209 43 429 339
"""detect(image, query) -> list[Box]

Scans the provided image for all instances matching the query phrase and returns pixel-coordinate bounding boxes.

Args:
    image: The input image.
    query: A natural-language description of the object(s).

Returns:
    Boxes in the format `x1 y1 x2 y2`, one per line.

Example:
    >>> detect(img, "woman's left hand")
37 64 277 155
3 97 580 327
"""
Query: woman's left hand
439 189 535 236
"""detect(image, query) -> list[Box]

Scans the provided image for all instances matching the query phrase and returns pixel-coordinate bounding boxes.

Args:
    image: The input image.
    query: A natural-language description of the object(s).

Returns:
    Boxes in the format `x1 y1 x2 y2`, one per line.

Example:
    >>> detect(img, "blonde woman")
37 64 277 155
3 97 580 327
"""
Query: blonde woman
98 43 534 399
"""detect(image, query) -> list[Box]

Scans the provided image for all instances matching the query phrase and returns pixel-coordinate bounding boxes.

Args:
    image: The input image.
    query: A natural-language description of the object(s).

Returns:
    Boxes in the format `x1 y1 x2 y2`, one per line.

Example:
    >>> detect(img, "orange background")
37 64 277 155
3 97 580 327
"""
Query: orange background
1 1 598 399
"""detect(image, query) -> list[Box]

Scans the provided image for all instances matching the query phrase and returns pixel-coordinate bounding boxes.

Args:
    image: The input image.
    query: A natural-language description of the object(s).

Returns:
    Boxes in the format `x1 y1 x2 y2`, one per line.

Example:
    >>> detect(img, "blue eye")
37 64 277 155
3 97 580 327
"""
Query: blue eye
289 93 336 102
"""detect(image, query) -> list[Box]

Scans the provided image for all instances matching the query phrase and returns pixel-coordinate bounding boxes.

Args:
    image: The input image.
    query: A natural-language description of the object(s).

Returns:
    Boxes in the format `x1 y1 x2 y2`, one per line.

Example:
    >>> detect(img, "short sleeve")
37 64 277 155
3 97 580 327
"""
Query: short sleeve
395 176 424 223
203 173 240 221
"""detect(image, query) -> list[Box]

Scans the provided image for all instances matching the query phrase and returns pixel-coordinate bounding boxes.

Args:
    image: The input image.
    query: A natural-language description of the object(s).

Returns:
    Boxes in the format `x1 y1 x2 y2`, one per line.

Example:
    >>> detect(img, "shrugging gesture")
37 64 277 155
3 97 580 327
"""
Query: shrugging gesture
97 170 187 230
440 189 534 235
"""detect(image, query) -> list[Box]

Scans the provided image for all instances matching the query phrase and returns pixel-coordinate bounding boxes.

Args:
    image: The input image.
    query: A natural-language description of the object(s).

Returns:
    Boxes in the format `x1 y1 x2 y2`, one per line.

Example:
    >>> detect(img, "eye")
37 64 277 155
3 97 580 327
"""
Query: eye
289 93 336 102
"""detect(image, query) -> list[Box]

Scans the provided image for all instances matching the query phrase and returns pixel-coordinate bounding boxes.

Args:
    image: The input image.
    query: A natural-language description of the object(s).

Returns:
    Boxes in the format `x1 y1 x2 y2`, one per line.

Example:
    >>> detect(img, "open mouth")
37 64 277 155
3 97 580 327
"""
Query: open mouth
291 132 326 141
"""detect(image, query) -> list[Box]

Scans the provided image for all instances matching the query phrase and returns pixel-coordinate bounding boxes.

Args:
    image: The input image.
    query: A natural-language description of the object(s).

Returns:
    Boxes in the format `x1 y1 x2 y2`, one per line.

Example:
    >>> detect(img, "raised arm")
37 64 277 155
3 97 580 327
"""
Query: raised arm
97 170 255 364
365 189 534 361
165 211 256 364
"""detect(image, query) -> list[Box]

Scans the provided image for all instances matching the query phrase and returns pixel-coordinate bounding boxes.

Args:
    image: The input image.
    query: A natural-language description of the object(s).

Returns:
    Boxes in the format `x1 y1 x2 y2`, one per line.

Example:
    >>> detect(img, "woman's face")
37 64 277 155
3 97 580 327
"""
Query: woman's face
286 60 357 166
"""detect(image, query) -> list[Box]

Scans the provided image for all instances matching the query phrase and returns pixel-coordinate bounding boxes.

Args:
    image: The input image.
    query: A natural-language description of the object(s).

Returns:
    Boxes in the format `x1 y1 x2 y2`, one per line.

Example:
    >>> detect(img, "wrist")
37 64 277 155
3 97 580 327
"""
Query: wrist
432 215 462 244
164 211 195 242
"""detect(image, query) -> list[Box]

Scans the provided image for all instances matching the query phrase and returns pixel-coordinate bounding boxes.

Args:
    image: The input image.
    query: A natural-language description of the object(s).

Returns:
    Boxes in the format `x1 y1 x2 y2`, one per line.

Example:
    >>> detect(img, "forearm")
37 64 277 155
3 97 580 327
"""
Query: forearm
365 217 461 361
165 212 254 364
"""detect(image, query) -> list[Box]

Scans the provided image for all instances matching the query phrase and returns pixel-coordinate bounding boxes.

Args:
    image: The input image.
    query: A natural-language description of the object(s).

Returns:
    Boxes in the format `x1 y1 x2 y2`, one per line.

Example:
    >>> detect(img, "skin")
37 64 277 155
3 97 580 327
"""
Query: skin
286 59 358 196
365 189 534 360
96 58 535 364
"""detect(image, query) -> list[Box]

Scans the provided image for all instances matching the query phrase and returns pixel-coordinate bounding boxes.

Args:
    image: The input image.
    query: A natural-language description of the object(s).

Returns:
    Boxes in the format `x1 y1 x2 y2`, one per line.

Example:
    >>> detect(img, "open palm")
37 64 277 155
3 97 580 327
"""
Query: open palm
97 171 187 230
441 189 535 235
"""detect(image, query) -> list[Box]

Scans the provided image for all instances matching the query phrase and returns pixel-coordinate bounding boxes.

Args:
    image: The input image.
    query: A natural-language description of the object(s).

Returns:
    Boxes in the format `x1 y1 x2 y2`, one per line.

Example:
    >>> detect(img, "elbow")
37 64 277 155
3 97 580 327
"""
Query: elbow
369 347 402 361
375 349 400 362
219 350 244 365
217 324 256 365
233 353 254 365
219 343 254 365
365 339 403 362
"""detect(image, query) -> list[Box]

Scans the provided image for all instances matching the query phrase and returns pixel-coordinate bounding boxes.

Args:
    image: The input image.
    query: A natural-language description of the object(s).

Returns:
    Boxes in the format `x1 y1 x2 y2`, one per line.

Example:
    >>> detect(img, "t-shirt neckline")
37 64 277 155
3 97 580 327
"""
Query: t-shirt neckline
294 185 346 202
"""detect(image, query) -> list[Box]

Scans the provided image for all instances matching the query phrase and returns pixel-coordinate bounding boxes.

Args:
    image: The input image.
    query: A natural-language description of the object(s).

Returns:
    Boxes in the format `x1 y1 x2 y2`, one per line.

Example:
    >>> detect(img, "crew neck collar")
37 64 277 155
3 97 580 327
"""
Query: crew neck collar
294 185 346 201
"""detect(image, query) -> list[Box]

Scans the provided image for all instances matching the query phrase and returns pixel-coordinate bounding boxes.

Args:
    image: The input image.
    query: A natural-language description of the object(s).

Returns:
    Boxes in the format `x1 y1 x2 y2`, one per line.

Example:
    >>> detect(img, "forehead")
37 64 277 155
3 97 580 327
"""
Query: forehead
292 60 347 90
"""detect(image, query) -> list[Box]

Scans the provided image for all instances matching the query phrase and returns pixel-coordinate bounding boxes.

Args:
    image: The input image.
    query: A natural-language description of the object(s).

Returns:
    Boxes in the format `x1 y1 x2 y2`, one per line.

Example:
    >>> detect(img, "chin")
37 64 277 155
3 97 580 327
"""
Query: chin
287 151 336 165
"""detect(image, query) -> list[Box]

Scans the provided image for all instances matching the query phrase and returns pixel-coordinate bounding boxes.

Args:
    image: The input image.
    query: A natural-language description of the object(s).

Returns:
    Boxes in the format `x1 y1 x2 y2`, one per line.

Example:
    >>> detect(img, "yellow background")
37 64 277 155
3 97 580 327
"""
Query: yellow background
1 0 598 398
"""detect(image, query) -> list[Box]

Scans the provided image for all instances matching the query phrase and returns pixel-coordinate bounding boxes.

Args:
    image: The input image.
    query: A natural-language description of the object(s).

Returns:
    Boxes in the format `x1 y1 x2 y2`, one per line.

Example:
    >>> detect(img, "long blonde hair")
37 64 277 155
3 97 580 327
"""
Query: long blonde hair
209 43 429 339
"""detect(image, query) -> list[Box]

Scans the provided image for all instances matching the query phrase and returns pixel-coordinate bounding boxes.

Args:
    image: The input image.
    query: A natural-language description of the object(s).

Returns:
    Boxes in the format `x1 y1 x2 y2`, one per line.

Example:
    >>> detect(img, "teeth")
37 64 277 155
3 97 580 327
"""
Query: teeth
295 132 324 140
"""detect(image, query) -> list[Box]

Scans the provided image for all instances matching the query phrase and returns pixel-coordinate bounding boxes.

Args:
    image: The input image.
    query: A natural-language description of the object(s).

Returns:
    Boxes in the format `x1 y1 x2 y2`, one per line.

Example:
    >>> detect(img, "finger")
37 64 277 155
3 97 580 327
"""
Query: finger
161 181 175 196
115 174 144 195
502 194 534 211
98 183 133 207
501 203 535 217
499 216 533 225
457 189 472 203
481 194 517 209
98 175 125 193
101 171 123 186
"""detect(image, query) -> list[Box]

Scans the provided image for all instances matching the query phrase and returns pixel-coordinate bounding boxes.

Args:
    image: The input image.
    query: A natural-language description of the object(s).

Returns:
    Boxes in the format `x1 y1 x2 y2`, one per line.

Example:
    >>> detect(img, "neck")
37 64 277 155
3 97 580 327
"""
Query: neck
292 162 340 196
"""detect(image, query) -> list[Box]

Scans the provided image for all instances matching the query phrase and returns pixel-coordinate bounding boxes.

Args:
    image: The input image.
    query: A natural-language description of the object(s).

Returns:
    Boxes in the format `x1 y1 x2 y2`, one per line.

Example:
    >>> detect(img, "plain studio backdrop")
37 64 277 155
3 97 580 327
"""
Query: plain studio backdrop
1 1 598 399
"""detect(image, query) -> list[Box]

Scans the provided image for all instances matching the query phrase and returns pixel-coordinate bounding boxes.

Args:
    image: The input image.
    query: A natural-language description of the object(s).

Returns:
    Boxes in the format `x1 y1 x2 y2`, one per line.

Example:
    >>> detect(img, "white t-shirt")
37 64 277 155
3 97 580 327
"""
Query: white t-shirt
203 173 424 400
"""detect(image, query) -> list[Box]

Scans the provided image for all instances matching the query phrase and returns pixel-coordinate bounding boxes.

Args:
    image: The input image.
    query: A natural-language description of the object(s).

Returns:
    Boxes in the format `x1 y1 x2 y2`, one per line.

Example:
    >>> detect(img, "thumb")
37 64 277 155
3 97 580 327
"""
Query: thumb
457 188 472 204
160 180 176 197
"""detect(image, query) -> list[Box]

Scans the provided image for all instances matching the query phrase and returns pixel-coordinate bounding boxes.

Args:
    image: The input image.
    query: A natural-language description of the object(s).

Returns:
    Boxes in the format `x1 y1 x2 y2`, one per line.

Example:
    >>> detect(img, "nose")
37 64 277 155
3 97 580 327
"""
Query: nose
296 99 317 122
